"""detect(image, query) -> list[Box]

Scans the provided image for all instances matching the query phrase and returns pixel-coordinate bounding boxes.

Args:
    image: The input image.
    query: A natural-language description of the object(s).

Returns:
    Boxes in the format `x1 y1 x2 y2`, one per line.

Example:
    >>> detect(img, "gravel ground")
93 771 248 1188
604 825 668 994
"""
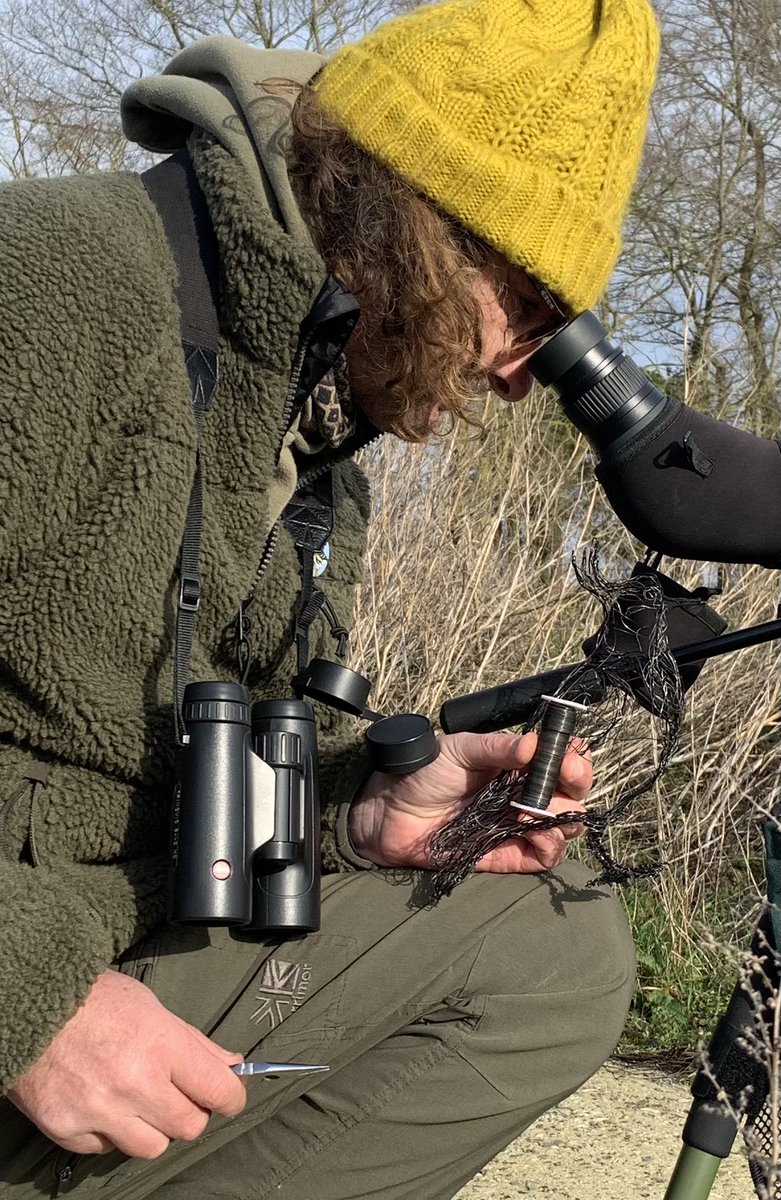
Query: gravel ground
455 1061 752 1200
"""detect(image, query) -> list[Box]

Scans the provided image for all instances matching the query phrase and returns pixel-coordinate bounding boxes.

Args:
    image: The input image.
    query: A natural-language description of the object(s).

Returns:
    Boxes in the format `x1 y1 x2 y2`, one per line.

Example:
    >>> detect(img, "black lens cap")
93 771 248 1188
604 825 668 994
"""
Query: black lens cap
365 714 440 774
294 658 372 716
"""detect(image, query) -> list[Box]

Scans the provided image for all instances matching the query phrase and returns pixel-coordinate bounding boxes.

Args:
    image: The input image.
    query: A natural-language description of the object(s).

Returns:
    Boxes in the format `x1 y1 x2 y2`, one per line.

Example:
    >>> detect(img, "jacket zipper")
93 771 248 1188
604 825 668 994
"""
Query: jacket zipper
278 329 313 451
244 427 381 609
240 310 382 615
52 1152 82 1197
241 328 315 604
243 523 280 610
27 792 41 866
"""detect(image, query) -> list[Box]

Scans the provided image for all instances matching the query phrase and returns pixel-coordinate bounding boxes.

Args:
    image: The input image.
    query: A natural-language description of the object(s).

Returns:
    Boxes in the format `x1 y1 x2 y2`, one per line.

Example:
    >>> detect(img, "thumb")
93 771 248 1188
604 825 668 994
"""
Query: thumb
443 730 537 774
173 1015 244 1063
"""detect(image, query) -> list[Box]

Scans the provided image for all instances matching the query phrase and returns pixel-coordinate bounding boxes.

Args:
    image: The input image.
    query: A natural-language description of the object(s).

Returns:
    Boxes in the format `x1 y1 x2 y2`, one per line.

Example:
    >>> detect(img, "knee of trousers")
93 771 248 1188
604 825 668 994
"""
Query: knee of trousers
446 860 636 1104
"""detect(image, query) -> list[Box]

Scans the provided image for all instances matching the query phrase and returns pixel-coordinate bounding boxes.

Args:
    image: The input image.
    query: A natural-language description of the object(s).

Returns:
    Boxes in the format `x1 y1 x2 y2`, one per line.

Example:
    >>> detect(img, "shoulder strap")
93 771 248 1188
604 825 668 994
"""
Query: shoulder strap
141 149 221 352
141 150 221 742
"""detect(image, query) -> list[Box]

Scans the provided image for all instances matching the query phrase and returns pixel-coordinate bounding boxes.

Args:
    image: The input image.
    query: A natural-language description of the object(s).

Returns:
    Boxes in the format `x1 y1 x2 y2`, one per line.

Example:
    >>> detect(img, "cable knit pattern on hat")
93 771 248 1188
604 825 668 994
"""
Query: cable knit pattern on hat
315 0 660 311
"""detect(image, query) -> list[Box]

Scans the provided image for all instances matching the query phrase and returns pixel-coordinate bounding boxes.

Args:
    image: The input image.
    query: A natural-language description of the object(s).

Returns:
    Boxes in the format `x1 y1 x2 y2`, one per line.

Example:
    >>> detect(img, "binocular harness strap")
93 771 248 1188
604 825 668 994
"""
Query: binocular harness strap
140 152 221 745
141 154 353 732
173 346 219 743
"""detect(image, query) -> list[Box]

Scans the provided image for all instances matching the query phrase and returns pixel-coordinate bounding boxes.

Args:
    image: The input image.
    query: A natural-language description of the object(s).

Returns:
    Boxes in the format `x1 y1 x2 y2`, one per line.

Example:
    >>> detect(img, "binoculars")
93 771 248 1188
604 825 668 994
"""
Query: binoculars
169 663 441 935
170 682 321 934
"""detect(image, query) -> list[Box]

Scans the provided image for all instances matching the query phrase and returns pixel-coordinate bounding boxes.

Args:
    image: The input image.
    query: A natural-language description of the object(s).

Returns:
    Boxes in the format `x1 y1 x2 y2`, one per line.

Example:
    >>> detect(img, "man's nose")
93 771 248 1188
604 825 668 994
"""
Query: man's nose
487 349 534 401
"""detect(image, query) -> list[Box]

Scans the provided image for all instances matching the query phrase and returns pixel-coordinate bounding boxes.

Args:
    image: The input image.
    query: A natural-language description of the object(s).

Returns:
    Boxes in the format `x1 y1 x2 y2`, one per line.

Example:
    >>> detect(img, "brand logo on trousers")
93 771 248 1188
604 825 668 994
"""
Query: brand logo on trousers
249 958 312 1030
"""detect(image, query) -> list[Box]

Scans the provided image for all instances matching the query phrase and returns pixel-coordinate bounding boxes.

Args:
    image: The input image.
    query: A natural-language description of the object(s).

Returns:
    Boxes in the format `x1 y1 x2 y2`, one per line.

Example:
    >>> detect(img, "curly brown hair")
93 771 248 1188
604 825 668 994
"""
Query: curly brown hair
287 83 496 442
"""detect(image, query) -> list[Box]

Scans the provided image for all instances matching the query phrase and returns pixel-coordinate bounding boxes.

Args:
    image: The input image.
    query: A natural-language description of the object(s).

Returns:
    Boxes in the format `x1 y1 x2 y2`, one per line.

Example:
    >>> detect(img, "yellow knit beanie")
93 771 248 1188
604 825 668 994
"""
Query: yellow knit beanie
314 0 660 312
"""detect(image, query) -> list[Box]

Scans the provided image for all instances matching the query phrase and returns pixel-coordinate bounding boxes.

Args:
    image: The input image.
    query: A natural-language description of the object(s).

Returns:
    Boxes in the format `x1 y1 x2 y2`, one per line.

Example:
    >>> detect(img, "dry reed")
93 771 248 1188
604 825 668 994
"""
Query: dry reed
351 384 781 969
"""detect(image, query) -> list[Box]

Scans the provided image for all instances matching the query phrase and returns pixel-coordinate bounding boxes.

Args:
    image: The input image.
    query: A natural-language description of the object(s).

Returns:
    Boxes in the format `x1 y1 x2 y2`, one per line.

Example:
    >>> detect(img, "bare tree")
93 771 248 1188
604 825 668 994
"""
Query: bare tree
615 0 781 434
0 0 416 177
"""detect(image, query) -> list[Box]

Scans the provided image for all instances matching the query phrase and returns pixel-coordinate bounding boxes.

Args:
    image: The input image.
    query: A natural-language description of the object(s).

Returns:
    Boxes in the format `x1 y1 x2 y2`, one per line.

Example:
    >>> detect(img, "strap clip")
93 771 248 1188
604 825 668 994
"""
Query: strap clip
179 572 201 613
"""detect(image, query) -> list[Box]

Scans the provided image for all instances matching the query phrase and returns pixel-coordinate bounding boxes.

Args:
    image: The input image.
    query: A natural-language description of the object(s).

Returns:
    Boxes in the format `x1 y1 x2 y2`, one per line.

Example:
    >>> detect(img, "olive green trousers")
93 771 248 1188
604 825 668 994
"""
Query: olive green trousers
0 862 634 1200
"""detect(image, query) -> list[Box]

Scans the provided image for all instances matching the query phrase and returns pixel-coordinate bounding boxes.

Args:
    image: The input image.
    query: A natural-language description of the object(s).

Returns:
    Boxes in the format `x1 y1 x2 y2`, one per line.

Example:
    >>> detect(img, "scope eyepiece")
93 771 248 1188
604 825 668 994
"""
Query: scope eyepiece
527 307 781 566
529 311 670 458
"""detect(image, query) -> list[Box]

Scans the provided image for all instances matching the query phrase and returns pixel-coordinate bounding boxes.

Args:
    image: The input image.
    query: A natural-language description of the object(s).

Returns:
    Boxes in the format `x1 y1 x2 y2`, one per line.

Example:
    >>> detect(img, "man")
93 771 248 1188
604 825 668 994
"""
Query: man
0 0 658 1196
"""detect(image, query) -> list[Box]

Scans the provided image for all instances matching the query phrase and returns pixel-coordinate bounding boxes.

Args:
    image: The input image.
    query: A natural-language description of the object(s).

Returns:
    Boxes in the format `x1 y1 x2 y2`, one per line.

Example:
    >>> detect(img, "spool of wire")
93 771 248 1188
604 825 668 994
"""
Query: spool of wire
427 693 590 900
510 694 588 814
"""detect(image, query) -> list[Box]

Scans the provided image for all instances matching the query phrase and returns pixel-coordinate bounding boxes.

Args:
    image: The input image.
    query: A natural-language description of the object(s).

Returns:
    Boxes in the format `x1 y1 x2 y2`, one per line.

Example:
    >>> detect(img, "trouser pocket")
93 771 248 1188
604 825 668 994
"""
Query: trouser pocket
117 923 357 1056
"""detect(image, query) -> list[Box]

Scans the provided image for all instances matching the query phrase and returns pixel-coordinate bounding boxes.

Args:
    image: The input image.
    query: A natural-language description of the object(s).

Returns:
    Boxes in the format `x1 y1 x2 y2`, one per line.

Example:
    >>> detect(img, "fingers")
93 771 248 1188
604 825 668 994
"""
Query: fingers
445 729 591 848
475 829 566 873
146 1093 212 1144
108 1049 245 1157
111 1118 172 1161
170 1051 247 1120
44 1130 116 1156
519 825 567 869
54 1066 239 1160
168 1020 246 1116
444 730 538 775
525 832 566 869
475 823 577 874
8 971 249 1166
518 787 587 863
171 1015 244 1066
444 731 592 803
555 739 592 803
472 778 587 875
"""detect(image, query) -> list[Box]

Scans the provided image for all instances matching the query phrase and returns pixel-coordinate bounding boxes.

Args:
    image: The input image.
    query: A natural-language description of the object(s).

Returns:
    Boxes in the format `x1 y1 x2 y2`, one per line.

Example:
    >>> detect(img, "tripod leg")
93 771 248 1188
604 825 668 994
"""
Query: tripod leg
663 978 749 1199
664 1147 722 1200
664 914 777 1199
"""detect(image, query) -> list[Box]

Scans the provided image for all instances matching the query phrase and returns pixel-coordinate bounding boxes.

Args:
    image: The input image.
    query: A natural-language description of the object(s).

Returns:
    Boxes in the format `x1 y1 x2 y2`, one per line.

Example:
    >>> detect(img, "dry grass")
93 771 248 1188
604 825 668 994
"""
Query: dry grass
351 385 781 1004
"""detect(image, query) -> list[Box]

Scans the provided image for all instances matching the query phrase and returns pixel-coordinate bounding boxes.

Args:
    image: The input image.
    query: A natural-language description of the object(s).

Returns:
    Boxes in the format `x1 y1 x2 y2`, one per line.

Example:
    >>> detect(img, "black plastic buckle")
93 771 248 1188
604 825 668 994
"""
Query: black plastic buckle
179 572 201 613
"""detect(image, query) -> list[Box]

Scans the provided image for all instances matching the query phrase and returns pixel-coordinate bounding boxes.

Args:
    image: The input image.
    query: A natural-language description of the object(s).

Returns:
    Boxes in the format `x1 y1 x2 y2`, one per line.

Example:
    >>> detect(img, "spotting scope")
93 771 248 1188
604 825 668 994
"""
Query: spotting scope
529 312 781 567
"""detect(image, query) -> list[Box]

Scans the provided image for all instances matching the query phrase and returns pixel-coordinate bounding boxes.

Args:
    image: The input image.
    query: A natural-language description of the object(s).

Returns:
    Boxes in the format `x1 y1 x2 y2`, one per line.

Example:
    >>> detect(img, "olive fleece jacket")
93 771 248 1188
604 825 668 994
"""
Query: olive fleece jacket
0 42 374 1094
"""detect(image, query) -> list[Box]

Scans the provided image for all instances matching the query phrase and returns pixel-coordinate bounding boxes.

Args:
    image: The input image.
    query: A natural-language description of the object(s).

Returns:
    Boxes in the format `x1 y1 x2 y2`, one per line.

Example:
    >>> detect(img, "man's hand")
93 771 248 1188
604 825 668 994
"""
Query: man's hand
349 730 589 872
7 971 247 1159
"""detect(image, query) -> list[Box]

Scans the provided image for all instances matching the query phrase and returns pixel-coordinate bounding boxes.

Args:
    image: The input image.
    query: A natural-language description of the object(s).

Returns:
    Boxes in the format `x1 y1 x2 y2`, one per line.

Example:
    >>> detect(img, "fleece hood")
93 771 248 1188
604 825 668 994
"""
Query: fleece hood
121 37 324 242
